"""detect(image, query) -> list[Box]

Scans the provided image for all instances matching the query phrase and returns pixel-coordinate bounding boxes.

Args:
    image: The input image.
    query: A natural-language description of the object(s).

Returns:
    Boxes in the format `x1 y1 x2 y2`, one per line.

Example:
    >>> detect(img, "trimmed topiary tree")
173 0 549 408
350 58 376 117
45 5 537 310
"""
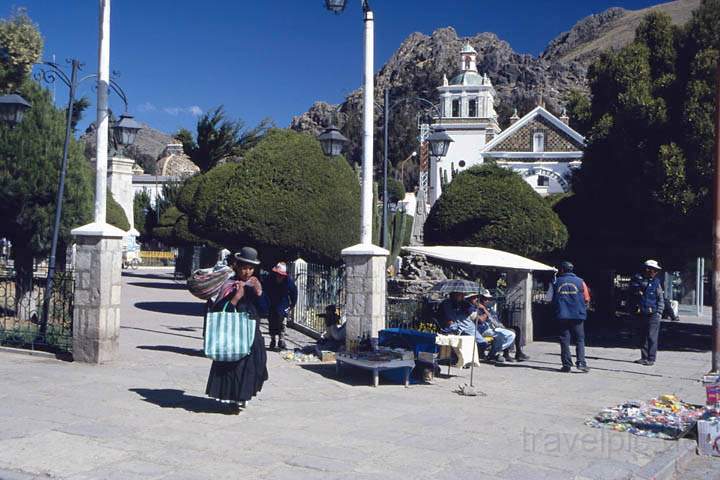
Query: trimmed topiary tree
182 129 360 265
424 164 568 258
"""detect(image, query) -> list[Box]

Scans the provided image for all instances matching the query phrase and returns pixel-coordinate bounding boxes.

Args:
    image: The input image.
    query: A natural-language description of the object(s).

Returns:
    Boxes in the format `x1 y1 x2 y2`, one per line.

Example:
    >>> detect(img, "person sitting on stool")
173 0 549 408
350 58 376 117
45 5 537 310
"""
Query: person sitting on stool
469 289 516 364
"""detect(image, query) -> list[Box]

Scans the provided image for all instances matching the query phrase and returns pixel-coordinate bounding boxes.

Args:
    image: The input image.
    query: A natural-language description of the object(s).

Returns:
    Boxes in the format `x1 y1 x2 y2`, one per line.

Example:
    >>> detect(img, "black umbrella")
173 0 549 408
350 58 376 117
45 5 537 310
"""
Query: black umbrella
430 279 479 295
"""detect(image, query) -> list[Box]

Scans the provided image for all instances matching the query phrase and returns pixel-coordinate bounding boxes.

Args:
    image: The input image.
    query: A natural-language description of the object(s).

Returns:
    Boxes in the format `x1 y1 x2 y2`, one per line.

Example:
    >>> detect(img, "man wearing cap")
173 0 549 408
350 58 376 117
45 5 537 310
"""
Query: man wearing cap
630 260 665 366
439 292 490 351
547 261 591 373
262 262 298 350
469 289 517 363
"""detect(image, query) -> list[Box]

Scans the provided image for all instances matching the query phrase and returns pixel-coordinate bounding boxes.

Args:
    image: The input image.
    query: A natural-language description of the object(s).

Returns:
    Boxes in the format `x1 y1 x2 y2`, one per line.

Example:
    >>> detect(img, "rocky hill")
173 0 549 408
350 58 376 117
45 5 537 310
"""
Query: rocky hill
80 121 176 175
290 0 700 165
542 0 700 64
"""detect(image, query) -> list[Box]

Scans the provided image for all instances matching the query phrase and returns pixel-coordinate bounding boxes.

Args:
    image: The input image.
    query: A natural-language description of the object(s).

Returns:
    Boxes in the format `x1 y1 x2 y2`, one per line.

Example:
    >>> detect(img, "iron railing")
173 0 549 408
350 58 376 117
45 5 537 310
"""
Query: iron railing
290 261 345 337
0 271 74 353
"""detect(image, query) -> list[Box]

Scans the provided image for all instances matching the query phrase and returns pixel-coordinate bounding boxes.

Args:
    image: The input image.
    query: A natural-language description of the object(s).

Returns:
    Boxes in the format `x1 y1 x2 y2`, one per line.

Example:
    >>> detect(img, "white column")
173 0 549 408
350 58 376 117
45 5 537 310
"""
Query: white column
361 9 374 245
95 0 110 224
71 0 126 364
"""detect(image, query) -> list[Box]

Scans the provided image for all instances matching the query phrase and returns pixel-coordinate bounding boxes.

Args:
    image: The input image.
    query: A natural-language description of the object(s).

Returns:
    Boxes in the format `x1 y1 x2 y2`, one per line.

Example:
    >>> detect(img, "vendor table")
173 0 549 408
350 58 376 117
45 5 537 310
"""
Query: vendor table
336 352 415 387
435 334 481 368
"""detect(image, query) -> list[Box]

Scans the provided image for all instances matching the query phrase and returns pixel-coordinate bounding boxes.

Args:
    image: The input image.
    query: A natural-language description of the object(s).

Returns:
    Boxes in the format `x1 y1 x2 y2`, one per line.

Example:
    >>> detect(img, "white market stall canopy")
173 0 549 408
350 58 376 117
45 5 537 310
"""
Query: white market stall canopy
402 246 555 272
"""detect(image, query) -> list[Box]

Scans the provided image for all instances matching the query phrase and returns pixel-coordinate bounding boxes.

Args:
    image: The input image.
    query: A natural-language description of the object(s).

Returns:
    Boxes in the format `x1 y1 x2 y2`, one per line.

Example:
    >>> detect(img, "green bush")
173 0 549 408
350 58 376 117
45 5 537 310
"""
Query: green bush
106 192 130 231
183 129 360 265
424 164 568 258
383 177 406 204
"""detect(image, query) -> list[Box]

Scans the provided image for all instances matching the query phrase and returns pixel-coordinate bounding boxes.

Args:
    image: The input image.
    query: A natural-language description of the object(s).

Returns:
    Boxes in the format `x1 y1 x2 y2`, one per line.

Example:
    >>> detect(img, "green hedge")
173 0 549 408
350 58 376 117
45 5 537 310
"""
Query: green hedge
182 129 360 265
424 164 568 258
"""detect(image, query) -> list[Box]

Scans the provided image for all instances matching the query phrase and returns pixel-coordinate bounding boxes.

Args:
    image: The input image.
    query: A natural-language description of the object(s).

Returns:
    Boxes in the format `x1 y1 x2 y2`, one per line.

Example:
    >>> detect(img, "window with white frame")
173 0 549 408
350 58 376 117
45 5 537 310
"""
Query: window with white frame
452 99 460 117
533 132 545 152
468 99 477 117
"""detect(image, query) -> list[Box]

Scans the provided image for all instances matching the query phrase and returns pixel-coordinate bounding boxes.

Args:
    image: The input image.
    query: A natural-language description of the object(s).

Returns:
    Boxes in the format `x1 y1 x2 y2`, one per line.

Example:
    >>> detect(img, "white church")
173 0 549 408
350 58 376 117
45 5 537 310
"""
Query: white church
428 44 586 205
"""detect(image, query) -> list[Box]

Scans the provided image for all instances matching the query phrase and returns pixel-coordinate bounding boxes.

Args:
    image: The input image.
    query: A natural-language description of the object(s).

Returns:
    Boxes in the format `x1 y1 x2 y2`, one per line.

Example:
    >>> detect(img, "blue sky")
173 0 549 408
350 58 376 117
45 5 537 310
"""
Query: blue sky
9 0 665 136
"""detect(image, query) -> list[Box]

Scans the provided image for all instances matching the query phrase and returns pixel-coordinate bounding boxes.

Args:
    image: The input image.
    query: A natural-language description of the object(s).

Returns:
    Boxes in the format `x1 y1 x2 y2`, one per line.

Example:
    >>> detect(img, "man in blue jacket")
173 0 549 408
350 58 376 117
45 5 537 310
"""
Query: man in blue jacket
263 262 298 350
630 260 665 366
547 261 591 373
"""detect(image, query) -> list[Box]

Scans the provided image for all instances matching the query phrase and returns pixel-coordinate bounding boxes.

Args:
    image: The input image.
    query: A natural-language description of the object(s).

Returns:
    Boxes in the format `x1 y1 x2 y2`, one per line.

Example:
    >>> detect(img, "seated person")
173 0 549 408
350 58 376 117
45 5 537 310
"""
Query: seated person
468 289 516 364
439 291 490 350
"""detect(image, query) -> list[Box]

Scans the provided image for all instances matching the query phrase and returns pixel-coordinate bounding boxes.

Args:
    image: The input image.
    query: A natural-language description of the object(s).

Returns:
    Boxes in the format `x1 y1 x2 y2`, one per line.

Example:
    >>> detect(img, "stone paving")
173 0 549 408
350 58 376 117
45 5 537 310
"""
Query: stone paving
0 269 719 479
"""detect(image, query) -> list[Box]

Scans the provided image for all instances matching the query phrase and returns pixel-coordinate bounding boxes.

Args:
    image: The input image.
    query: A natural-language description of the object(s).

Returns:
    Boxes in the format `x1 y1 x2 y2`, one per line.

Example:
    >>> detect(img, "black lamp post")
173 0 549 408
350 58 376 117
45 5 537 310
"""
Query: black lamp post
112 112 141 149
34 59 139 334
0 93 32 126
426 128 453 158
324 0 348 13
318 125 349 157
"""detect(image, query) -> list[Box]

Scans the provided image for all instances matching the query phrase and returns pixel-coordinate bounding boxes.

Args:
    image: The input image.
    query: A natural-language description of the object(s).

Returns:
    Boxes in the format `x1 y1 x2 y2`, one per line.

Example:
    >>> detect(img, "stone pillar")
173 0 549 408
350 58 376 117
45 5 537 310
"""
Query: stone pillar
71 223 125 363
342 244 389 347
289 258 307 326
107 156 136 229
506 270 534 345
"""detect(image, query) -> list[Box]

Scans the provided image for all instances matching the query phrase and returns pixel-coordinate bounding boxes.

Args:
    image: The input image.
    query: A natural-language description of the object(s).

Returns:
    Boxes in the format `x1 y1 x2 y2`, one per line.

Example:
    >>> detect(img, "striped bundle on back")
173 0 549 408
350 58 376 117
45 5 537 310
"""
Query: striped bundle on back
187 266 232 300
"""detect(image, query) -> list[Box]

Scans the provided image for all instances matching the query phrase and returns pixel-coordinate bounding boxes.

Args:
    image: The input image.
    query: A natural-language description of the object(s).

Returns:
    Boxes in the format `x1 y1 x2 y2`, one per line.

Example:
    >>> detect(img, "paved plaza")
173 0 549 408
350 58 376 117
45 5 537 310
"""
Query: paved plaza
0 269 718 479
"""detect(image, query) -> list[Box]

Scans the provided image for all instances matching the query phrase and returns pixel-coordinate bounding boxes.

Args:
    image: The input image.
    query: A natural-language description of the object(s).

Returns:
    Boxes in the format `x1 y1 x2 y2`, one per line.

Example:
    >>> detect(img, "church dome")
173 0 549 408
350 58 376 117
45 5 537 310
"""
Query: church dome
450 70 484 86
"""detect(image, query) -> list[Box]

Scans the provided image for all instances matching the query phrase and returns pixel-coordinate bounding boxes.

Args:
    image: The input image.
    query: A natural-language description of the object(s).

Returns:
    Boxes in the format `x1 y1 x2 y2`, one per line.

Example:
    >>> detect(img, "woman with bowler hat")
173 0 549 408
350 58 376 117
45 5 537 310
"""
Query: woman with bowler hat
205 247 268 412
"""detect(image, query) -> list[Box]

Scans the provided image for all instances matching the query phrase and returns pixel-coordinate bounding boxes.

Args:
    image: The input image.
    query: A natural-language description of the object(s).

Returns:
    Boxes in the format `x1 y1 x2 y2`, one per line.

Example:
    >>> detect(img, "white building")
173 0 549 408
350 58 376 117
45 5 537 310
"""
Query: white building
428 45 586 203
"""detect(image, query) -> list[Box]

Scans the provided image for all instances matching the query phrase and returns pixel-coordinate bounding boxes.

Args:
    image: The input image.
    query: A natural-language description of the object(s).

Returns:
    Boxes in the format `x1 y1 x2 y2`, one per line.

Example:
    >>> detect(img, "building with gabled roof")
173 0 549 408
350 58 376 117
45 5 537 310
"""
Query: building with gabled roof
428 45 586 203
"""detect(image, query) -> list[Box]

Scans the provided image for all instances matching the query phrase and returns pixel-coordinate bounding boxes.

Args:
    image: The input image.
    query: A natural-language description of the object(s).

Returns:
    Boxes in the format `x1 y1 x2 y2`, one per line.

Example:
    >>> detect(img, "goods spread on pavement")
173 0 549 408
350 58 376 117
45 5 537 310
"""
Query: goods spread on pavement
585 394 705 440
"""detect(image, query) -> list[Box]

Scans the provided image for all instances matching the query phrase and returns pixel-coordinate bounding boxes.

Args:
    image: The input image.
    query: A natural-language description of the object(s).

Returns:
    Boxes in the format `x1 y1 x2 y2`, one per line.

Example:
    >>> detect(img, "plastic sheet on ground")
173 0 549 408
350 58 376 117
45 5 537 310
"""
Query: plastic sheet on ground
585 394 705 440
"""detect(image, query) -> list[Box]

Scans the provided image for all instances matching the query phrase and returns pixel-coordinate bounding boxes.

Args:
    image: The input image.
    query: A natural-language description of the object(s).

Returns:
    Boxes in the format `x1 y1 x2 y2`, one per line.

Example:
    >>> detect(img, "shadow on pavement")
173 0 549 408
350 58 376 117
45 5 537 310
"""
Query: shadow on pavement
134 301 205 317
164 326 201 332
534 318 711 353
129 388 234 414
122 271 174 280
298 363 382 387
127 282 187 290
137 345 205 357
121 326 202 340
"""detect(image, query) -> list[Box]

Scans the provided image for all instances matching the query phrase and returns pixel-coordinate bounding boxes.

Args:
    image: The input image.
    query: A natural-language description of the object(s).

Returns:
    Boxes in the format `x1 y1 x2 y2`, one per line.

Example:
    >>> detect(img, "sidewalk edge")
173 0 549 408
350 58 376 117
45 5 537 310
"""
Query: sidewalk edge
633 438 696 480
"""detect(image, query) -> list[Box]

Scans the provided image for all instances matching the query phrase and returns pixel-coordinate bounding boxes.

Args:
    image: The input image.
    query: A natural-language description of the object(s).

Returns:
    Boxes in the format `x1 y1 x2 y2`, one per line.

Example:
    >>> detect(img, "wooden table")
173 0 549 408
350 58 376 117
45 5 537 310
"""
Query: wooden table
336 353 415 387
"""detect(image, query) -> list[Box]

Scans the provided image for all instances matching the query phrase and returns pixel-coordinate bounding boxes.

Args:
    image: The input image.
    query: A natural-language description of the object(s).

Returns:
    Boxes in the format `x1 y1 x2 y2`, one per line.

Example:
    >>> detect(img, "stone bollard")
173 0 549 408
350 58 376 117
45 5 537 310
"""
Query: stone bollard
71 223 125 363
341 244 389 348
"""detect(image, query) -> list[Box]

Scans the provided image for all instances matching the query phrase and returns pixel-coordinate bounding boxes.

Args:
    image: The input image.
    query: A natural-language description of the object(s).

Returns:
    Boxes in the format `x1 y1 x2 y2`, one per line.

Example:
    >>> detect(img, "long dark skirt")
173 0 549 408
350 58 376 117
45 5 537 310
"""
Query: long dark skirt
206 320 268 402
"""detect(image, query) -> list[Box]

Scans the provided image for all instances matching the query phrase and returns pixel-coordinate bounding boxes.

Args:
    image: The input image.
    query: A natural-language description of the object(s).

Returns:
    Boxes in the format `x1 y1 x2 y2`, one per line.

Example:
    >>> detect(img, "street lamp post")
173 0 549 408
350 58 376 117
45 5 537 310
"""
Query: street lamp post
32 58 139 333
0 93 32 126
324 0 374 244
379 91 442 249
711 58 720 374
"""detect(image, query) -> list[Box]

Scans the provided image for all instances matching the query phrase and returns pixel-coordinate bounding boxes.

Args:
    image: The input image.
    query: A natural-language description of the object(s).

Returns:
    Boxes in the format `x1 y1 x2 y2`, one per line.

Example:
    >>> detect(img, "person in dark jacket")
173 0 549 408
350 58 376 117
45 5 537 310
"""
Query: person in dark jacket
547 261 591 373
205 247 268 413
630 260 665 366
263 262 298 350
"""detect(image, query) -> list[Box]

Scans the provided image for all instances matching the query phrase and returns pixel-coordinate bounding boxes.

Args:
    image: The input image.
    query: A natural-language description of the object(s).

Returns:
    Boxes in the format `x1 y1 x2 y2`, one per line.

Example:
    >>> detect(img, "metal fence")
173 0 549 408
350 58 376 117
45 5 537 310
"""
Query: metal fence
290 260 345 337
138 250 176 267
0 271 74 353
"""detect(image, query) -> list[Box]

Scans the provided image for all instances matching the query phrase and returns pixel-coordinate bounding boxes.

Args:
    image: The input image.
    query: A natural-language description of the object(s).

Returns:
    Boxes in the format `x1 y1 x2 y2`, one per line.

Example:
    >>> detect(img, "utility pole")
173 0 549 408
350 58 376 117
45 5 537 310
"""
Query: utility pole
712 58 720 373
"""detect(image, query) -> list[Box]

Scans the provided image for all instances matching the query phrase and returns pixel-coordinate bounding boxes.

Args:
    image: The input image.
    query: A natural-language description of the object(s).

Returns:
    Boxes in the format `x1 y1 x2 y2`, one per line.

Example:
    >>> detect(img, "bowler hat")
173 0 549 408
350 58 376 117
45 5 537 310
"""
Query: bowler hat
233 247 260 265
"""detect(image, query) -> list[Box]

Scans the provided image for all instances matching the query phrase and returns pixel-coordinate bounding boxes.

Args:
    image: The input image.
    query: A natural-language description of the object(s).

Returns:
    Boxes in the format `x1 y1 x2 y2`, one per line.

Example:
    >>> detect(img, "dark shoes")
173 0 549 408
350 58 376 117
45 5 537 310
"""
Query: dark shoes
560 366 572 373
503 352 516 363
576 365 590 373
634 359 655 366
488 354 504 363
515 352 530 362
277 339 287 350
269 338 276 350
